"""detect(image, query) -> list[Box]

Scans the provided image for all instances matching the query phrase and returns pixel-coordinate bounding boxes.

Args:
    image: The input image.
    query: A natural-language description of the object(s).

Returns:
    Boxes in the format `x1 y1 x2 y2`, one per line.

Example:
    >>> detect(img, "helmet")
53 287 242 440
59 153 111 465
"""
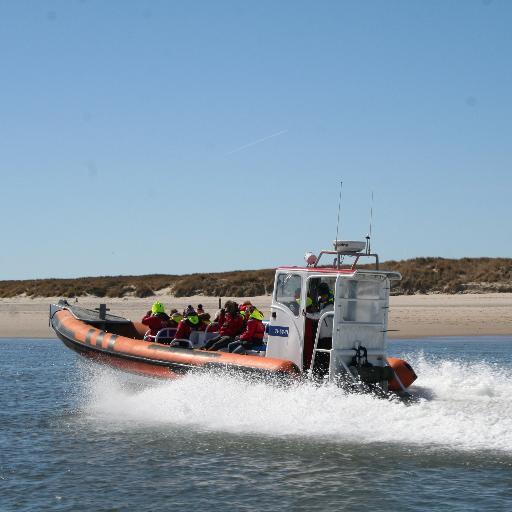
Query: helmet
249 309 264 321
151 301 165 315
187 314 199 325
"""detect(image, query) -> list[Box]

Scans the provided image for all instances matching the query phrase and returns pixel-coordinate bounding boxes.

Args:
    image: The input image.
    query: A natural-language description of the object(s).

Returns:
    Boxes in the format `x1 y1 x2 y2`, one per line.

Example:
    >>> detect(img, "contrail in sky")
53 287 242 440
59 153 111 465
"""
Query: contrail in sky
225 129 288 155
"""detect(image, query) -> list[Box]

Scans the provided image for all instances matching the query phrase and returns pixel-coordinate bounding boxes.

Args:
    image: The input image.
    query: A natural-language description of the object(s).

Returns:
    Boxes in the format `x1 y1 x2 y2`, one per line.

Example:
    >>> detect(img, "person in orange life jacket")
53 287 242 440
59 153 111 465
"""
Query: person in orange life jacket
202 301 244 351
228 306 265 354
142 301 170 337
171 306 207 348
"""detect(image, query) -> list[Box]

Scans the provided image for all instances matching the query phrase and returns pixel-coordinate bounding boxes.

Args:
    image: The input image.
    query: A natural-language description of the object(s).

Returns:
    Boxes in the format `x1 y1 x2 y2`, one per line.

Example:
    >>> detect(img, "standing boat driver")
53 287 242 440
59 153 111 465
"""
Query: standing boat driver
317 282 334 311
142 301 170 338
170 306 207 348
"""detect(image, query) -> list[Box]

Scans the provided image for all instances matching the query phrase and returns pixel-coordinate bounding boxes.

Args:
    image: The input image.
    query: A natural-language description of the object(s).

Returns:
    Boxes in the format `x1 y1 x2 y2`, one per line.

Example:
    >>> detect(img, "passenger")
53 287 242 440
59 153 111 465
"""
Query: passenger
195 303 211 323
213 307 226 327
317 282 334 310
228 306 265 354
171 306 207 348
239 301 252 325
198 311 211 324
142 301 170 337
183 304 194 316
210 302 229 333
167 309 183 328
201 301 244 351
239 300 252 313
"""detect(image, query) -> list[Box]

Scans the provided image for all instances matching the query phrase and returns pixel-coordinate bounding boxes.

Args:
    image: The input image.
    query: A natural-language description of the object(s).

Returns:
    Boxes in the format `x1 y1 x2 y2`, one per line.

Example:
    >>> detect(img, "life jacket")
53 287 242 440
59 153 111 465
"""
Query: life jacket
142 313 169 336
220 313 245 337
240 318 265 342
319 291 334 308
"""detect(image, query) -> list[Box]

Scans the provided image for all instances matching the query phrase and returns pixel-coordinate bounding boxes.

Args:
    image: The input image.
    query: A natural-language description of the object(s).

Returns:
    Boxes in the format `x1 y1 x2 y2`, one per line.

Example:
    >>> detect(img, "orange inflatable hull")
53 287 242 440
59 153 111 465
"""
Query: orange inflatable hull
387 357 418 391
51 309 300 380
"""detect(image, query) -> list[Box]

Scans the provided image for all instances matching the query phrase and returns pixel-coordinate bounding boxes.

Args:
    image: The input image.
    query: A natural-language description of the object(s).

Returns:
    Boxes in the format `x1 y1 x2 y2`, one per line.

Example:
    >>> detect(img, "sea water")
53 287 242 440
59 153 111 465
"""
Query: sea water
1 337 512 511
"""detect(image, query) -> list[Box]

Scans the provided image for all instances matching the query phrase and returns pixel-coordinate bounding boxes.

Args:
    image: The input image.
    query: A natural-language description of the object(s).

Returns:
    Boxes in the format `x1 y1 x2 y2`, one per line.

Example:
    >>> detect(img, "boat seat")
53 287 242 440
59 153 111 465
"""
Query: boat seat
244 343 267 356
189 330 218 348
155 328 178 344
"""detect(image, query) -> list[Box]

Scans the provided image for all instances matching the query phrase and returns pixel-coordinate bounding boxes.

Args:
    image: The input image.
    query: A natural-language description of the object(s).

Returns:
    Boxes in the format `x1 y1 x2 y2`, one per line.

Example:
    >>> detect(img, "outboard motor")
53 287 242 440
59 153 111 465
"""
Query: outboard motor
348 345 394 389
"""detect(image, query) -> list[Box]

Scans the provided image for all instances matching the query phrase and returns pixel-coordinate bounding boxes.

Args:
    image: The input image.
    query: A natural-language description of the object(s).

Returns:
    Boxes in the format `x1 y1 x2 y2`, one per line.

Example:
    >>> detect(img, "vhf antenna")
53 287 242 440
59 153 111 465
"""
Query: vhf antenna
366 191 374 254
335 180 343 246
335 180 343 268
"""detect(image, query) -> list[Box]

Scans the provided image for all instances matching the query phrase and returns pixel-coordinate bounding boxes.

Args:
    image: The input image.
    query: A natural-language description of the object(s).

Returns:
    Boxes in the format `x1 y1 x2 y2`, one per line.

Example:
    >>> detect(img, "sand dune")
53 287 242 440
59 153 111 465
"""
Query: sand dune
1 293 511 339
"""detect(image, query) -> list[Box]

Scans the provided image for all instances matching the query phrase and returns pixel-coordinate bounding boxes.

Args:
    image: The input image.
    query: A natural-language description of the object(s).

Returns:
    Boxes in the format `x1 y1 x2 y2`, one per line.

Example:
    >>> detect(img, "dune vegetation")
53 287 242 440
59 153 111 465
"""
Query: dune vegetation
0 258 510 299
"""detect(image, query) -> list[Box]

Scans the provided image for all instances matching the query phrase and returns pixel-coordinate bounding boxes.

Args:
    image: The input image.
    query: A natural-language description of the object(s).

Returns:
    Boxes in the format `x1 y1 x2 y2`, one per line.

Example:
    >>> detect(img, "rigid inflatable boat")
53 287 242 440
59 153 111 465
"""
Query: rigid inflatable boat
49 240 417 393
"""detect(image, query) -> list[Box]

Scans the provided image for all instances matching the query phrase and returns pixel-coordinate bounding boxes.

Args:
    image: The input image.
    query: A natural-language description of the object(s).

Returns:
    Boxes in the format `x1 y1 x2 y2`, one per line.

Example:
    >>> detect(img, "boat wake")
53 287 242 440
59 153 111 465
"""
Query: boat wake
77 353 512 453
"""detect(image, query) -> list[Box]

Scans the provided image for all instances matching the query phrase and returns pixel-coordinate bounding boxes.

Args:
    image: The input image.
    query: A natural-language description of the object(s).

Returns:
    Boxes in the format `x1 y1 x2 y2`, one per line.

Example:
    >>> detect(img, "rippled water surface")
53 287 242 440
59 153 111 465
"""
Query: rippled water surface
1 337 512 511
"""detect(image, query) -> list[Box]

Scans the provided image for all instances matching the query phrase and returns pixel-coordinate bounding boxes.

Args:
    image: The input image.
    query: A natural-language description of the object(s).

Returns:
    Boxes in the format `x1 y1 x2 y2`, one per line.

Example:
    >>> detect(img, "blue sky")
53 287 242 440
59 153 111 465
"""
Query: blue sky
1 0 510 280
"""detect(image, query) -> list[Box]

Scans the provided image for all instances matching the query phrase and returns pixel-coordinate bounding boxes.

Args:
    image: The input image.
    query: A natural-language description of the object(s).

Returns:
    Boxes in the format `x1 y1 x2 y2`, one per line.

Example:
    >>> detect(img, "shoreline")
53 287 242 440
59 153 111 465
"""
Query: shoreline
1 293 511 340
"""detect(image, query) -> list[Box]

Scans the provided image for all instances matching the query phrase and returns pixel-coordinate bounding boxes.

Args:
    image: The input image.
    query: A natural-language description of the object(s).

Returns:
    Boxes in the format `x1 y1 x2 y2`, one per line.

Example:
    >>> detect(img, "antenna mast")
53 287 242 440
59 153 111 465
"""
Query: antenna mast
335 180 343 245
366 191 374 254
334 180 343 268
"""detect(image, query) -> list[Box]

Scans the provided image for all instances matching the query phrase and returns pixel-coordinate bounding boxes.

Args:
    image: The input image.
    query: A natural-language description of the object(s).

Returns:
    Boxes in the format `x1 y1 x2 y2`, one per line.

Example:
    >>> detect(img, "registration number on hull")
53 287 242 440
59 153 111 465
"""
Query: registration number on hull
268 325 289 337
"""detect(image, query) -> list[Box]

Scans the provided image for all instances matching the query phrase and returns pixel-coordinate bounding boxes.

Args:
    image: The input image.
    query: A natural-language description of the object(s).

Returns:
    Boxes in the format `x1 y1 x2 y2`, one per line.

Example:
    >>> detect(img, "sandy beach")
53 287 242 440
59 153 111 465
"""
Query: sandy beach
1 292 511 339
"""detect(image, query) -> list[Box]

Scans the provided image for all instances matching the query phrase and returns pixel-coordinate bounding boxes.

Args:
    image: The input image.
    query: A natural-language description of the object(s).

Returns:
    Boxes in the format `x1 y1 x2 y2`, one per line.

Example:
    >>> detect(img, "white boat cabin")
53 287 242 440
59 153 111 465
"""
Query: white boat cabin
265 241 401 386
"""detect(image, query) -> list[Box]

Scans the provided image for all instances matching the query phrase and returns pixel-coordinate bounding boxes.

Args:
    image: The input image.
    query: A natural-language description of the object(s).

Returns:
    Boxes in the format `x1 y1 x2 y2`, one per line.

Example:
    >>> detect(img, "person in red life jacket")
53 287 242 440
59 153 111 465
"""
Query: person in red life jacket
197 304 205 315
170 306 207 348
142 301 170 338
212 306 226 331
228 306 265 354
239 301 252 315
208 299 236 334
238 301 252 327
202 301 244 351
